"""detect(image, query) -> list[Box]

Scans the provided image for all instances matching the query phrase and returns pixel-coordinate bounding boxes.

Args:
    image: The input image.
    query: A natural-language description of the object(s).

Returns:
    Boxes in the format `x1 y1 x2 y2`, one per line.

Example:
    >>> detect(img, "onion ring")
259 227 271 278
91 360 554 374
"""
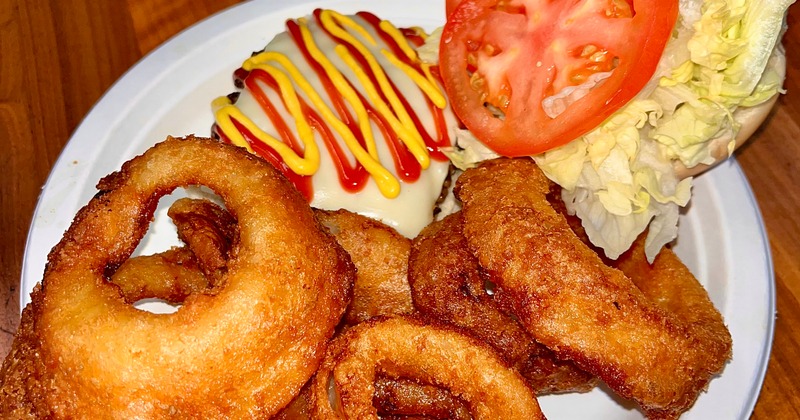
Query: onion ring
309 315 544 419
110 247 212 304
166 197 237 281
0 136 355 417
610 234 732 419
549 182 732 403
409 212 597 394
314 209 414 326
550 185 732 368
275 376 471 420
110 198 237 303
370 376 470 419
455 157 730 417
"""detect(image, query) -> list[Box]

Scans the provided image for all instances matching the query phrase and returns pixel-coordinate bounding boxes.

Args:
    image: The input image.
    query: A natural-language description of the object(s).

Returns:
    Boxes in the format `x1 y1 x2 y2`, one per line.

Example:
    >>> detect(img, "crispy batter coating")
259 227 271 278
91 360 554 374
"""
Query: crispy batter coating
0 287 48 418
275 375 470 420
549 182 731 352
371 376 470 419
315 209 414 325
551 183 733 398
167 197 237 280
272 380 314 420
551 187 732 375
612 235 733 408
455 157 731 419
0 137 355 418
410 212 597 394
310 316 544 419
123 203 427 418
111 247 212 303
110 198 236 303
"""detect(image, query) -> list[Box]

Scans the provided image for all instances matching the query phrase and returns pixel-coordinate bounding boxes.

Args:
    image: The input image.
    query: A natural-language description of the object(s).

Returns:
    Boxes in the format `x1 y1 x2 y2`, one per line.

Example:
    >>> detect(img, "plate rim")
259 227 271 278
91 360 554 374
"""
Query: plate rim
725 160 776 416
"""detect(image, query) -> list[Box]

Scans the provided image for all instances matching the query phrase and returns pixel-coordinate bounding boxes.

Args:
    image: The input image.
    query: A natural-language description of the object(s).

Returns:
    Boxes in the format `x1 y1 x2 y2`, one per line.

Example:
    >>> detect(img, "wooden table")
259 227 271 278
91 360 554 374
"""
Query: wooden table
2 0 798 417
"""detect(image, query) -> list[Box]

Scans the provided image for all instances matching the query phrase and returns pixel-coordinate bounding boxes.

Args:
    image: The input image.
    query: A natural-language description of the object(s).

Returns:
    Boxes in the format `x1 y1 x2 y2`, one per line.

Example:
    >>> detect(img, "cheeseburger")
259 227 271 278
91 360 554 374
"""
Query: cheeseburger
212 0 793 261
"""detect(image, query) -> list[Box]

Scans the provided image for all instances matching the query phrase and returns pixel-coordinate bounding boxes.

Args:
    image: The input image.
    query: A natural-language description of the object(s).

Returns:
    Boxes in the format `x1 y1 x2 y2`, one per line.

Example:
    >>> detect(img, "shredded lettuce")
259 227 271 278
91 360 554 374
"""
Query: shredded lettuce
444 128 500 170
417 26 443 64
439 0 791 261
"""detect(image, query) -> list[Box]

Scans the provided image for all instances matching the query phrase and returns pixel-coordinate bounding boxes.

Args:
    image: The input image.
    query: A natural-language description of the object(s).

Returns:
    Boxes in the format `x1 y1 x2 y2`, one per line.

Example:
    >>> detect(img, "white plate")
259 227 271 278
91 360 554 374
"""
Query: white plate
21 0 775 418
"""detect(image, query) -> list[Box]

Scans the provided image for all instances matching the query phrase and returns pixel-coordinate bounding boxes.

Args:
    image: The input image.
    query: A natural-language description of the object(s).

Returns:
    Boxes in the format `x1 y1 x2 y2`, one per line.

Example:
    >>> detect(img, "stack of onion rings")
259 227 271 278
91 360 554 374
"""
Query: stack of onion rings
0 138 732 419
409 212 597 394
454 157 731 418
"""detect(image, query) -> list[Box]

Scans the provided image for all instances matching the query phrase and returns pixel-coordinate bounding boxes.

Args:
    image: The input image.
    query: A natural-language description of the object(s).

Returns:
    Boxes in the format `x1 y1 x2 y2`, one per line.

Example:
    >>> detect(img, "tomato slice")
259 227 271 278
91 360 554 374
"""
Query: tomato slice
439 0 678 156
445 0 462 17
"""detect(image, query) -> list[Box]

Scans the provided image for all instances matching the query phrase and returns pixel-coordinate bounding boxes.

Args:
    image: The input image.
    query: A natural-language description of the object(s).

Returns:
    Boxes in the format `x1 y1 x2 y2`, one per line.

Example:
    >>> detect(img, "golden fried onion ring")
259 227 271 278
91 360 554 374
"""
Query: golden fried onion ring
409 212 597 395
110 198 237 303
455 157 730 417
26 136 354 417
110 247 213 304
309 316 544 419
314 209 414 326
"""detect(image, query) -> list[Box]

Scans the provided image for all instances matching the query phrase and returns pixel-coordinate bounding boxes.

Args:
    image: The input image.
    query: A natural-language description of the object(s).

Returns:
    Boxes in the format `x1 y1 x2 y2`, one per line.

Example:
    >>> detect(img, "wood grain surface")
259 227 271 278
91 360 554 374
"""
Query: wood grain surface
1 0 797 417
